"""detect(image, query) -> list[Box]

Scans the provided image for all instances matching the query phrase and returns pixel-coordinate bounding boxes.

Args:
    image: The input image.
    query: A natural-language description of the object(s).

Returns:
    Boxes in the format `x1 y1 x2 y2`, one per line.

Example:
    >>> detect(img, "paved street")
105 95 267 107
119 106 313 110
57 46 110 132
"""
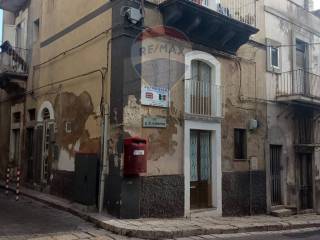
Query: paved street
177 228 320 240
0 191 131 240
1 190 320 240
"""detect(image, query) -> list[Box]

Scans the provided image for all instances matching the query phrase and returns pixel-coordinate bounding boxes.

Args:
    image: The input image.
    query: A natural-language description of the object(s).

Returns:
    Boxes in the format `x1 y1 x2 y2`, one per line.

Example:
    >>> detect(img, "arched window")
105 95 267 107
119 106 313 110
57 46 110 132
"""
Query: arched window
42 108 50 120
185 51 221 117
191 60 212 83
37 101 55 121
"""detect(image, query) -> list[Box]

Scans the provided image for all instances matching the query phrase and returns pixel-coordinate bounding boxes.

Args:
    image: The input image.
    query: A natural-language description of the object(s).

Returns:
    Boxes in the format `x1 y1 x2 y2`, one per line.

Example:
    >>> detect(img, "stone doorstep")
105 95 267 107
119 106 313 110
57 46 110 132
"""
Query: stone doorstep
2 183 320 239
270 208 295 218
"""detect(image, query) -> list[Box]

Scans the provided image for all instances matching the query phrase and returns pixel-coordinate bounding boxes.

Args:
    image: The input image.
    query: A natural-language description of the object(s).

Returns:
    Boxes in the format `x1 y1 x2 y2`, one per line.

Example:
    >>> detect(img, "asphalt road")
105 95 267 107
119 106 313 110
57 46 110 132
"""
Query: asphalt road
0 191 126 240
1 190 320 240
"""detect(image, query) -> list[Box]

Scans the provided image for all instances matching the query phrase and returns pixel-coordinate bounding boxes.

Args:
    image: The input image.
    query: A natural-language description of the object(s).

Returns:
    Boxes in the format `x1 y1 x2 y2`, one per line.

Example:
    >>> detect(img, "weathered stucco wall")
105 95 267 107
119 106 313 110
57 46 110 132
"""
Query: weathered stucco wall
0 91 11 178
28 0 112 174
264 0 320 212
105 0 268 217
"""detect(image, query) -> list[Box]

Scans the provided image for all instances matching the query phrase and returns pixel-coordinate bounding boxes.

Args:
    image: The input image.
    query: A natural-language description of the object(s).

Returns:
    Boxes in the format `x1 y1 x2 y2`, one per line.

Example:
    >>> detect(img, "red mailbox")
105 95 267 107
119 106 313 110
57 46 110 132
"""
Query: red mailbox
123 137 147 176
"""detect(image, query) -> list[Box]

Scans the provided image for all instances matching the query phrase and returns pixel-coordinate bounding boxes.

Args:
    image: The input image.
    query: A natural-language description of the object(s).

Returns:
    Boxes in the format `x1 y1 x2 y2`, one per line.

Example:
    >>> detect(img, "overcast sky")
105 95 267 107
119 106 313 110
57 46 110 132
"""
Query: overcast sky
315 0 320 10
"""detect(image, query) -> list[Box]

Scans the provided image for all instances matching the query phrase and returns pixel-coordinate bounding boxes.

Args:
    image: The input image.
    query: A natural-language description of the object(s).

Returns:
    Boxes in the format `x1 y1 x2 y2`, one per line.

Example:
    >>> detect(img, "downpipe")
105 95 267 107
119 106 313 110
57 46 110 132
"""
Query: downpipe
98 103 109 213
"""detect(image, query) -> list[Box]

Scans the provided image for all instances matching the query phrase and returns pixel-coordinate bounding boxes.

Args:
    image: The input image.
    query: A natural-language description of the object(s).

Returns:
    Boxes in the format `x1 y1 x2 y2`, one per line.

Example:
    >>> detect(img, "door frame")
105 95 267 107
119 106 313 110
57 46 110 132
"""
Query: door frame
296 151 315 212
41 120 55 183
184 120 222 217
37 101 55 184
269 144 283 206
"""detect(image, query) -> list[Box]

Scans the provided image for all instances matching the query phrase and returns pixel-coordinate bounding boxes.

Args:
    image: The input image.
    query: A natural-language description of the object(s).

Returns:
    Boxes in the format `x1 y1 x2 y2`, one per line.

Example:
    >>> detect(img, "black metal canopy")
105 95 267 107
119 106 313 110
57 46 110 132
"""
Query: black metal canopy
0 0 27 12
159 0 259 54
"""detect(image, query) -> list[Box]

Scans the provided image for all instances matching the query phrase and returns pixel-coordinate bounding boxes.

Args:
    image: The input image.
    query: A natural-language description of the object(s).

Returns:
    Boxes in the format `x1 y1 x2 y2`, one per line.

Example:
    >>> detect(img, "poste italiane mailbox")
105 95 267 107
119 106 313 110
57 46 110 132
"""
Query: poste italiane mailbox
123 137 147 176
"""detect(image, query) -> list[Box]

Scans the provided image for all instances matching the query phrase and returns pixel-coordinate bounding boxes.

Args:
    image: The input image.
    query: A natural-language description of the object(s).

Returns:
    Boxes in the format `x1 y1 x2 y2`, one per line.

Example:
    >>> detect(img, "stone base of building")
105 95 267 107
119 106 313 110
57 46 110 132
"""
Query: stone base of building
140 175 184 218
222 170 266 216
106 174 184 219
50 170 74 200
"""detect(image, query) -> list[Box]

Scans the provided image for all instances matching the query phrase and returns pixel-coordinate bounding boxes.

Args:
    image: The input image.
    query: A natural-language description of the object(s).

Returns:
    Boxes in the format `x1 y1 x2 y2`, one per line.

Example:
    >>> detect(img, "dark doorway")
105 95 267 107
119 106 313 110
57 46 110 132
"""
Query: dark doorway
190 130 212 209
26 128 35 181
270 145 282 206
299 153 313 210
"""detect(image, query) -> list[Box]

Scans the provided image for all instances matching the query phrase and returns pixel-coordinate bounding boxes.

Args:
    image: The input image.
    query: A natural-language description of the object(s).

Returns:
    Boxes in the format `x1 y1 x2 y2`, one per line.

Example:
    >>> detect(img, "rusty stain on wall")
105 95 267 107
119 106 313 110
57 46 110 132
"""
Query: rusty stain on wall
54 91 95 155
123 95 142 137
145 116 178 162
122 95 179 162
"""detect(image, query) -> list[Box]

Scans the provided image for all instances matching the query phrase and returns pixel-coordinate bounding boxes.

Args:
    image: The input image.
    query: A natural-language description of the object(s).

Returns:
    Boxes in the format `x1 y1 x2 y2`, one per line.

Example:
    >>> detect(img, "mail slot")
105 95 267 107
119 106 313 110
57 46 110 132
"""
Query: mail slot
123 137 147 176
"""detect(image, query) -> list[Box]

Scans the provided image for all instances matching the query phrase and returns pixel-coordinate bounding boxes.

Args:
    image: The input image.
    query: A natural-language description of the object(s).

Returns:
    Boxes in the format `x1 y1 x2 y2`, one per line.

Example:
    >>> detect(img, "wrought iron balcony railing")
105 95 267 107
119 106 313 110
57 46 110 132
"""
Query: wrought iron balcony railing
0 41 29 75
218 0 256 26
185 78 224 118
152 0 256 27
276 69 320 101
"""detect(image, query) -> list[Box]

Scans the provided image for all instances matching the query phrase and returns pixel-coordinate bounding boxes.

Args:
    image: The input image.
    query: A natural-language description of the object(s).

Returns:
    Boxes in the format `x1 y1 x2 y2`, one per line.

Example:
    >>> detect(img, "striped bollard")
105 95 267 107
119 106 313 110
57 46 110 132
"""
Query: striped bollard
5 167 10 196
16 168 20 201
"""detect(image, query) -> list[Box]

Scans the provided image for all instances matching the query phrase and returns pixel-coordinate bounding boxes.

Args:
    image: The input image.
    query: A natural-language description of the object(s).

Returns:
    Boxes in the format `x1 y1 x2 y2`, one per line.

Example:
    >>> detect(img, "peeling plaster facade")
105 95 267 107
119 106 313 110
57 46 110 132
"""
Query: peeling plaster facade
0 0 268 218
264 0 320 213
2 0 318 219
0 0 111 199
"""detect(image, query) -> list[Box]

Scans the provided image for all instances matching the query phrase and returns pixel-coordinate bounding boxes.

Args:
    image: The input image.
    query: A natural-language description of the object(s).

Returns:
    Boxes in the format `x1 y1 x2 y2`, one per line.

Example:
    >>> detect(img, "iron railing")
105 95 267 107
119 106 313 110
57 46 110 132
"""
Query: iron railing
219 0 256 26
152 0 256 26
0 41 29 74
270 145 282 206
277 69 320 100
185 78 224 117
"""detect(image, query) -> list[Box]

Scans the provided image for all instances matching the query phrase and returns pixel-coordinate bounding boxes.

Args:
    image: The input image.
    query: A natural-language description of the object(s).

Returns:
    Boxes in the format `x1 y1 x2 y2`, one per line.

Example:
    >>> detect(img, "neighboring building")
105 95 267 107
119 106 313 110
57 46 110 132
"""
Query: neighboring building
313 9 320 17
0 0 111 200
5 0 320 219
0 0 33 181
264 0 320 214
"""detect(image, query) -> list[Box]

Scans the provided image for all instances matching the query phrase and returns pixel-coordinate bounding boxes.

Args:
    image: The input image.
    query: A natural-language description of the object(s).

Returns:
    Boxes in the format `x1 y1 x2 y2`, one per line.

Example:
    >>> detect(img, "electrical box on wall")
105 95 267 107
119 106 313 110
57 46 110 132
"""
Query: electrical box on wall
248 119 258 131
125 7 142 24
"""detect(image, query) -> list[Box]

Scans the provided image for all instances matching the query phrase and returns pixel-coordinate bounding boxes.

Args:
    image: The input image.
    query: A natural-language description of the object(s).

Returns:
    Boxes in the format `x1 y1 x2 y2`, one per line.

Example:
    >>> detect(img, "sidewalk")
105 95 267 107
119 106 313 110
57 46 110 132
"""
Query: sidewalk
2 182 320 239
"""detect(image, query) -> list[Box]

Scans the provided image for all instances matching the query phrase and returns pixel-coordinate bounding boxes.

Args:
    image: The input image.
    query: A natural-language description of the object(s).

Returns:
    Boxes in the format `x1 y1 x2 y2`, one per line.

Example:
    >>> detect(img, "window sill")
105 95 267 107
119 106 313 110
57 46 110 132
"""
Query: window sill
234 158 248 161
267 68 281 74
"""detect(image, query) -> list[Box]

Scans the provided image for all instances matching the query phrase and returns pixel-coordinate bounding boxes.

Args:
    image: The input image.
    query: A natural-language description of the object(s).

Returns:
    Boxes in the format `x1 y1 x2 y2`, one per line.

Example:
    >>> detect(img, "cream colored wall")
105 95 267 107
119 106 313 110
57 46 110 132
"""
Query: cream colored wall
126 36 267 176
132 1 268 176
29 0 112 172
265 2 320 101
125 34 188 176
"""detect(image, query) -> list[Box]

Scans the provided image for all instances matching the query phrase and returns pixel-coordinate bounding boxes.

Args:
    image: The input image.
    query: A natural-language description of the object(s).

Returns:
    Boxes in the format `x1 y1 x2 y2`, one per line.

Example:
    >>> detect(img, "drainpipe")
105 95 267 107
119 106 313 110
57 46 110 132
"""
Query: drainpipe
249 156 253 216
98 65 108 213
98 102 109 213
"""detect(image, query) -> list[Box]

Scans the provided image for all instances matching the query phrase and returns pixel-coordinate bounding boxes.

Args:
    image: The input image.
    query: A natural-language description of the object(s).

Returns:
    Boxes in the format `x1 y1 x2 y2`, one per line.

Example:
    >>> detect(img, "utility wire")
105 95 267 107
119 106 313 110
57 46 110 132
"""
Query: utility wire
33 25 116 69
0 69 105 104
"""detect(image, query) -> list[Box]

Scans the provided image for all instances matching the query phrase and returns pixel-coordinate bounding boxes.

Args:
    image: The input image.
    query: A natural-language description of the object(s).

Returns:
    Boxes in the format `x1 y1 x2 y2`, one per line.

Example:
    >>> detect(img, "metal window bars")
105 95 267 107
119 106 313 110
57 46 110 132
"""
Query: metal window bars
184 77 224 117
277 69 320 100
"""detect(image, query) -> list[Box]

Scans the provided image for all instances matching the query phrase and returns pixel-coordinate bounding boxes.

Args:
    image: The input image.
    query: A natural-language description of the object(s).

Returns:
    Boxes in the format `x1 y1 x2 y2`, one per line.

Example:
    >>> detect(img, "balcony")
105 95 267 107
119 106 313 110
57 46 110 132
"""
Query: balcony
155 0 258 54
0 41 29 92
0 0 27 12
276 69 320 106
185 78 224 118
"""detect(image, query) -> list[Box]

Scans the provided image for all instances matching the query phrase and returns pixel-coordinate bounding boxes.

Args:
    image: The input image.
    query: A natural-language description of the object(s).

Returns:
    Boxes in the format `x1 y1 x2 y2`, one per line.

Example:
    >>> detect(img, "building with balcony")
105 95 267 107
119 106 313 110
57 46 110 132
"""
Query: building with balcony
0 0 268 219
0 0 35 179
264 0 320 215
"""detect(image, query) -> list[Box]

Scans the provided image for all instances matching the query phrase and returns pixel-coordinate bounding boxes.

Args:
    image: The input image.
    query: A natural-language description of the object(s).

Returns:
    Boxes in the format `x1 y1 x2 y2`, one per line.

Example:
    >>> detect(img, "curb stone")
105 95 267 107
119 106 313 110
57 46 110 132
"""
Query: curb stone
2 183 320 239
